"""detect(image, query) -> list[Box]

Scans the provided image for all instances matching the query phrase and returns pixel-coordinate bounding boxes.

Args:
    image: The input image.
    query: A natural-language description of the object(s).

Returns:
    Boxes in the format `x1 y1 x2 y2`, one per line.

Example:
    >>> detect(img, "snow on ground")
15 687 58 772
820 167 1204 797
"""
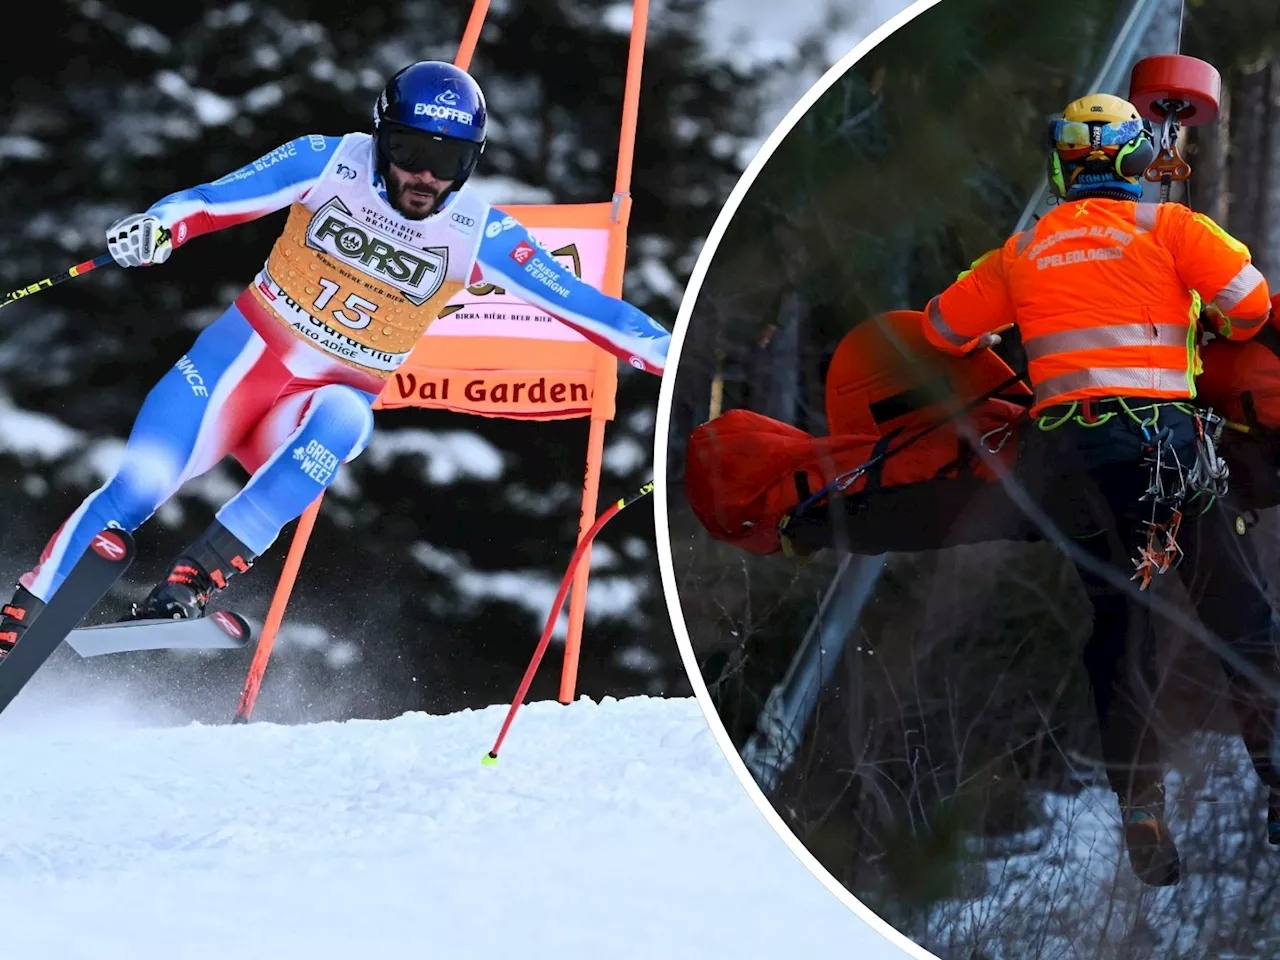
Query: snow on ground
0 691 916 960
924 734 1280 958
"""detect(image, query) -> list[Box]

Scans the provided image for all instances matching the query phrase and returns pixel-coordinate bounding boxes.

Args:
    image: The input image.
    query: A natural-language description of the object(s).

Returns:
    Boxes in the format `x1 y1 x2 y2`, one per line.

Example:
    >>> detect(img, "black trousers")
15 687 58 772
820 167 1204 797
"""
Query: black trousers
1025 402 1280 805
793 398 1280 805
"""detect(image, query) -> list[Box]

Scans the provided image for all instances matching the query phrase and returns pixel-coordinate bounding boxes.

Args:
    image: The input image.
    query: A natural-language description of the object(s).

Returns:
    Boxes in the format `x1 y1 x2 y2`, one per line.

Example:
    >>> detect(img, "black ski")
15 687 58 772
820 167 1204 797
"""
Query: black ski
64 610 253 658
0 528 135 715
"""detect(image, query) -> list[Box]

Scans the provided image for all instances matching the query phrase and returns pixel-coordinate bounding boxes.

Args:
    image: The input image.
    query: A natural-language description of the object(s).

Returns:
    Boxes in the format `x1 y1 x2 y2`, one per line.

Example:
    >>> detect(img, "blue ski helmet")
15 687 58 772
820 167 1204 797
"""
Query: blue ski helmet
373 61 488 189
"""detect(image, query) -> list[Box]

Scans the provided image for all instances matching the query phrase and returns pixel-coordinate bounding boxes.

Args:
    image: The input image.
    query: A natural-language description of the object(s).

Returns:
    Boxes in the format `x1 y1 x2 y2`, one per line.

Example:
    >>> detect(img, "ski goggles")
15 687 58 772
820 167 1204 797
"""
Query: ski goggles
378 123 482 181
1052 117 1145 159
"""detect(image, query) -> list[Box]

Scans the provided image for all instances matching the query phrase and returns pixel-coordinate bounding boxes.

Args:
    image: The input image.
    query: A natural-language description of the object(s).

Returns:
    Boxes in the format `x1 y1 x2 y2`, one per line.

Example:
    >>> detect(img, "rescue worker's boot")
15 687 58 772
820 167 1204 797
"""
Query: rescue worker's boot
0 585 45 661
130 521 255 622
1120 789 1180 886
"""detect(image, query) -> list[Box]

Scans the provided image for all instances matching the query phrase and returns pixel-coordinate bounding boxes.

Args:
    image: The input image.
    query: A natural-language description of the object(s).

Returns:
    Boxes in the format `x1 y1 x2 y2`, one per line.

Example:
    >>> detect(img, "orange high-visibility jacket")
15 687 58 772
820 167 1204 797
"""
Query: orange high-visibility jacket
922 198 1271 415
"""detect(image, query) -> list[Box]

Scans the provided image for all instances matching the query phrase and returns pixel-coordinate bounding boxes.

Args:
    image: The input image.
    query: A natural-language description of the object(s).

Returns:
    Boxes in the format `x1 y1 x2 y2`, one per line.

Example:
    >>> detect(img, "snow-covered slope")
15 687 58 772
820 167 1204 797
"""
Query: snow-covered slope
0 693 915 960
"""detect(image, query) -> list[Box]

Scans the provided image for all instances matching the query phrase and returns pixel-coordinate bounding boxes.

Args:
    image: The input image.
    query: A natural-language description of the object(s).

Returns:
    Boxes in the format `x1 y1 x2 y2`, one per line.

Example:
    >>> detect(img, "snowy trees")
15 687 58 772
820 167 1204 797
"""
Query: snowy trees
0 0 772 719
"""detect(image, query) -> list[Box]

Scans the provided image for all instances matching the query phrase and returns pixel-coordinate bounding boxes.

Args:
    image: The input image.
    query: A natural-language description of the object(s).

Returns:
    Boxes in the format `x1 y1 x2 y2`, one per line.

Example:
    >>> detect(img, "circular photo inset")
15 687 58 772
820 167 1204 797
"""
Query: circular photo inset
658 0 1280 956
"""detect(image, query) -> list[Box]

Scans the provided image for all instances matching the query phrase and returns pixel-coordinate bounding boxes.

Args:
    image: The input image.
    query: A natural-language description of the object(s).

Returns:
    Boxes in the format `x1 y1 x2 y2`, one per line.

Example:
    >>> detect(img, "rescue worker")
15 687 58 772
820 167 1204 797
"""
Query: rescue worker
921 92 1272 887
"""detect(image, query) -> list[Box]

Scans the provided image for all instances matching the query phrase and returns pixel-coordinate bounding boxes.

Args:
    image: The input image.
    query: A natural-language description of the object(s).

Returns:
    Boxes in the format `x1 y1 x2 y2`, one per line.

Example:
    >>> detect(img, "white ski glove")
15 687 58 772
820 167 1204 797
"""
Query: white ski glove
106 213 174 268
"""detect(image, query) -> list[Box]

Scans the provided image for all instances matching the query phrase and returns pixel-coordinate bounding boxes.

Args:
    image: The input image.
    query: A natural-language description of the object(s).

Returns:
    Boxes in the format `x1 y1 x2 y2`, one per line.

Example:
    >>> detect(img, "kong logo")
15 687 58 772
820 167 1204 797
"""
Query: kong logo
90 531 128 562
306 198 448 306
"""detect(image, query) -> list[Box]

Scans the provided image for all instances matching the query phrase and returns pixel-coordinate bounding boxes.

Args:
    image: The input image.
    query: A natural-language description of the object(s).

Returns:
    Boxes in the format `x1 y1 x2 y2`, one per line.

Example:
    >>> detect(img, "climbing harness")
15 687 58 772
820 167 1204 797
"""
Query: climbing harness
1131 406 1229 590
1188 407 1231 499
1034 397 1225 590
1134 421 1188 591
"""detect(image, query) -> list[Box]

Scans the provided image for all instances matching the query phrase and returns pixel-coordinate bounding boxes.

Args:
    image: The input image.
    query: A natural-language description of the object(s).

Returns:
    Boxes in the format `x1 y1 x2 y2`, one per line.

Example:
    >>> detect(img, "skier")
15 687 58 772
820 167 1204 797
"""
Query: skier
0 60 670 659
922 92 1271 886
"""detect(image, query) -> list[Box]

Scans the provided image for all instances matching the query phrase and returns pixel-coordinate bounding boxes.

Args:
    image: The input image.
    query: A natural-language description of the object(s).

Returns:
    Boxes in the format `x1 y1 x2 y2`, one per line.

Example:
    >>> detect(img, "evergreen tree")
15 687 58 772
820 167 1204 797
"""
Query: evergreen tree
0 0 770 720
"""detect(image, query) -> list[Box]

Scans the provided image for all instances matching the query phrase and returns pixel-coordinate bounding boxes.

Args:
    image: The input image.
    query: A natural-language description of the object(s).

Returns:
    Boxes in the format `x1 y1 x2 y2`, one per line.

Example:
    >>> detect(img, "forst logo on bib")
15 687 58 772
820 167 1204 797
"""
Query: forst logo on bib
306 198 448 306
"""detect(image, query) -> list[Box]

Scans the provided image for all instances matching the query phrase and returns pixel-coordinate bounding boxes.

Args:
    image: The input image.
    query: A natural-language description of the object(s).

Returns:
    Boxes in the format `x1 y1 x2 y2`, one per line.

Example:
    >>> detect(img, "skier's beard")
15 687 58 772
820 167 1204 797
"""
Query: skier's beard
387 167 452 219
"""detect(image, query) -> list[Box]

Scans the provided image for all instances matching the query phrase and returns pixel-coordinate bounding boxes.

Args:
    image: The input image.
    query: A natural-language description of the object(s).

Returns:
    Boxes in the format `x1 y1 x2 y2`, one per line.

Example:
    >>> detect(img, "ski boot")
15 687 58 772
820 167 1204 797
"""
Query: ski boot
1120 793 1181 886
0 585 45 661
130 521 256 622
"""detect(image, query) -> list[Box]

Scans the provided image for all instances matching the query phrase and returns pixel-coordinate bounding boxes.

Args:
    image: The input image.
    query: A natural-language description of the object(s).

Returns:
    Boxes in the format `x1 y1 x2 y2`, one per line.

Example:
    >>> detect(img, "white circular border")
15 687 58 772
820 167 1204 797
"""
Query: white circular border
653 2 948 957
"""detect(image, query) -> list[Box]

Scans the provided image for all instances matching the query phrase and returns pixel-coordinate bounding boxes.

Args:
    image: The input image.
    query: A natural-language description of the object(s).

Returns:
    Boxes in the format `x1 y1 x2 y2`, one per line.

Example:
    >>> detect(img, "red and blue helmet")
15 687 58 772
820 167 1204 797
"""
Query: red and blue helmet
373 61 488 188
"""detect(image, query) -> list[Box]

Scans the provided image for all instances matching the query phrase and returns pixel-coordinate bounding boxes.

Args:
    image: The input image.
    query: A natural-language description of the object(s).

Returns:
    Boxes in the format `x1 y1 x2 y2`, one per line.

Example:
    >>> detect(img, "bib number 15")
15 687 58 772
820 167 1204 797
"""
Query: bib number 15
314 278 377 330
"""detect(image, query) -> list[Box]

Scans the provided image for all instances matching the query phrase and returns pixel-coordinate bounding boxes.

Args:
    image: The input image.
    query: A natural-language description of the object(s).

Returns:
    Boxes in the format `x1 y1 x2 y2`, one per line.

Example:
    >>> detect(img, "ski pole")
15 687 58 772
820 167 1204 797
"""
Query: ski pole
0 253 115 311
483 480 655 765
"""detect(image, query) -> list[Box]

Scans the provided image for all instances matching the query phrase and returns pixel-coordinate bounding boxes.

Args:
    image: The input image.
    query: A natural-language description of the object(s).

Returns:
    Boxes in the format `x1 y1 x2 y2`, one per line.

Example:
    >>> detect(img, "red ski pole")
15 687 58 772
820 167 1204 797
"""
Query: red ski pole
483 480 655 765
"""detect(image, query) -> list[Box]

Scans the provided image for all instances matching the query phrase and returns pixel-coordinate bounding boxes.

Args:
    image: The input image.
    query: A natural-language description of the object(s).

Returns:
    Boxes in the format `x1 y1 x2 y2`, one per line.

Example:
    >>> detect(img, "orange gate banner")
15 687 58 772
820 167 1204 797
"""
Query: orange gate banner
375 203 619 423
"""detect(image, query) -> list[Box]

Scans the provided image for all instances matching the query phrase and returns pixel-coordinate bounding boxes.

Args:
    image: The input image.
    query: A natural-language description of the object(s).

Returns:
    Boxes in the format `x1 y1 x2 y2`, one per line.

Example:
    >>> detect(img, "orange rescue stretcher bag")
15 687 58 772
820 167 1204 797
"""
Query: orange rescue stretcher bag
1197 293 1280 511
683 311 1032 556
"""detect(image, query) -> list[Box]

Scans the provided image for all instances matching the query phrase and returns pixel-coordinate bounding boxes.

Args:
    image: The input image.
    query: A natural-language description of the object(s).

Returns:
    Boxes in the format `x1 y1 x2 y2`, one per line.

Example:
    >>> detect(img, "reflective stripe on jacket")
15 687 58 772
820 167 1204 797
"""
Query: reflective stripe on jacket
922 198 1270 415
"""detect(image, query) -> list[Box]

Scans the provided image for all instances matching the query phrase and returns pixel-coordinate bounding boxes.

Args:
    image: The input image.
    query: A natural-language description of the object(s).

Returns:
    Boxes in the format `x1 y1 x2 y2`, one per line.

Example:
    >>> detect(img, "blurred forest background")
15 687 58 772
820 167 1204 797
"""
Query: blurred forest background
666 0 1280 956
0 0 874 726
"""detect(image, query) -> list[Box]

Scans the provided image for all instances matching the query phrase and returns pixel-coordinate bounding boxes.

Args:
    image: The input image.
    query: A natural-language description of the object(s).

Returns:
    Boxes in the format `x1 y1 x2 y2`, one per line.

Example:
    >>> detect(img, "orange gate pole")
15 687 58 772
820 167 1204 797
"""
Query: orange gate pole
233 496 322 721
455 0 491 71
233 0 494 722
557 0 651 704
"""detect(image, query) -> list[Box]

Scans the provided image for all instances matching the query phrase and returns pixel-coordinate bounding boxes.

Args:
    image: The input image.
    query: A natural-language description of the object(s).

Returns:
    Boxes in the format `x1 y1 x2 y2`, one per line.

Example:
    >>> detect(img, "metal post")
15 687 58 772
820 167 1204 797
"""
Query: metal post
741 553 887 792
